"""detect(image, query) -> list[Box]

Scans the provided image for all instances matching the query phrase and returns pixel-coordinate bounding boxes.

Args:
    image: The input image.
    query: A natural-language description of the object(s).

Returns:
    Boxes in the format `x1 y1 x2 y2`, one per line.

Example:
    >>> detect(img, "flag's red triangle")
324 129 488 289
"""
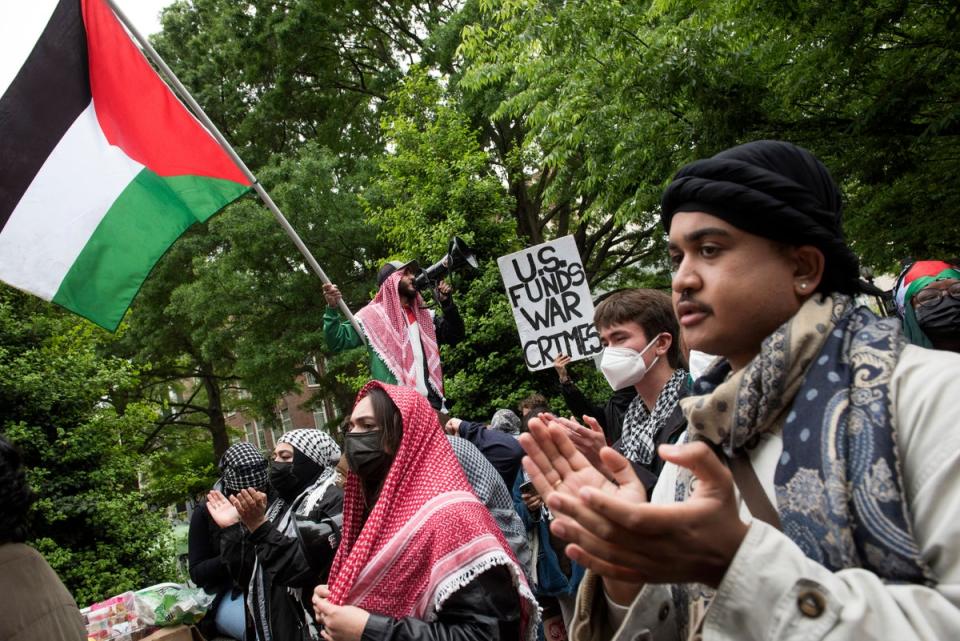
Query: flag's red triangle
82 0 250 185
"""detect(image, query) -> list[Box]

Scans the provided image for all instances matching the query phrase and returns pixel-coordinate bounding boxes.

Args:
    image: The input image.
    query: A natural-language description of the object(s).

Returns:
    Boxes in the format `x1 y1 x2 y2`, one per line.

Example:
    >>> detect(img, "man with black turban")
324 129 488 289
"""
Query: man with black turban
517 141 960 641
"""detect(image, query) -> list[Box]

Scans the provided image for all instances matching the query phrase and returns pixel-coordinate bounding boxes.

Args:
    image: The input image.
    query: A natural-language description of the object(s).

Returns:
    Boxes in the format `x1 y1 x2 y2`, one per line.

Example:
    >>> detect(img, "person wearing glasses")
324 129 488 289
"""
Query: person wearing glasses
893 260 960 352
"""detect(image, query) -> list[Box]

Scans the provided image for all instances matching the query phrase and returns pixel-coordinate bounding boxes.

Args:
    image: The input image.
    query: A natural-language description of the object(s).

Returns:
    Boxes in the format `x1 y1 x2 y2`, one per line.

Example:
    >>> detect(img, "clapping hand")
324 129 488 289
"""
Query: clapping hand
229 488 268 532
520 415 748 589
206 490 241 528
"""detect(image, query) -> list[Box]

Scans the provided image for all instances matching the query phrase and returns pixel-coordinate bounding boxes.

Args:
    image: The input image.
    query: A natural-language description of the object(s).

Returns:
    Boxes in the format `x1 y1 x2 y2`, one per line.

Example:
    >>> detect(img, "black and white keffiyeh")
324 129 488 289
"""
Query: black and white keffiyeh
249 429 342 641
219 442 268 494
278 428 341 468
446 435 532 577
277 429 341 517
619 368 687 465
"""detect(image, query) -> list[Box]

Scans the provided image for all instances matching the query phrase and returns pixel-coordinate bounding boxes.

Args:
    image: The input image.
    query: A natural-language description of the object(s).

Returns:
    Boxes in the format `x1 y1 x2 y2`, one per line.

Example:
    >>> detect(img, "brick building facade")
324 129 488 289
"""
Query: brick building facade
225 357 337 452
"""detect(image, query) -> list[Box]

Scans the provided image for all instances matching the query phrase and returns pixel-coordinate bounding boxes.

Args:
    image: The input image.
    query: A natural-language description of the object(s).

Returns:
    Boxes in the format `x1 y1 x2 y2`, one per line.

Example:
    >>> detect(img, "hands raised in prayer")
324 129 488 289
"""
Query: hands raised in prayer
518 414 748 592
206 489 241 528
230 488 268 532
547 413 611 481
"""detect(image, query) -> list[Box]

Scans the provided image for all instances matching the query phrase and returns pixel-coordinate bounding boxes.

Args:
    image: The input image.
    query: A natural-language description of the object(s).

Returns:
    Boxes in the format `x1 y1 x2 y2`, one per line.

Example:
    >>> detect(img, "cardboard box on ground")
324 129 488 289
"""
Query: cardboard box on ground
141 625 206 641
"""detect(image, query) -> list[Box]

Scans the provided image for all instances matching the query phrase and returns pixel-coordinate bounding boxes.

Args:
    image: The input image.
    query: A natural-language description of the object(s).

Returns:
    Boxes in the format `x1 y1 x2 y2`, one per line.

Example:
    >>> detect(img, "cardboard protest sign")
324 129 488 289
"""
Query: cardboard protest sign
497 235 602 371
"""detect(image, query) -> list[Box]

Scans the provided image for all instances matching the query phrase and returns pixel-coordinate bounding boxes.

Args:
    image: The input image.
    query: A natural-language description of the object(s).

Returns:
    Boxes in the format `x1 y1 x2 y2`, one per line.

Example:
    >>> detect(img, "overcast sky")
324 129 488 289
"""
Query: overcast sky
114 0 174 36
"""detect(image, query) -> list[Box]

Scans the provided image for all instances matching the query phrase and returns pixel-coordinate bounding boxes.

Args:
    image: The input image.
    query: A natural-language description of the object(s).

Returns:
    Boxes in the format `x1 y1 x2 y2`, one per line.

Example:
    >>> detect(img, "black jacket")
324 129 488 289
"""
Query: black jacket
613 385 689 494
220 484 344 641
359 565 523 641
456 420 524 489
188 504 233 594
187 503 237 639
426 297 465 411
558 380 637 444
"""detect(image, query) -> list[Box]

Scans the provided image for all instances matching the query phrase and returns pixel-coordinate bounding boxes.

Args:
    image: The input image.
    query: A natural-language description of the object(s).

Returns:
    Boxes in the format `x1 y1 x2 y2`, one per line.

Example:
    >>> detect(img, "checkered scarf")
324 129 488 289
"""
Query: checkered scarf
277 429 341 468
219 442 268 494
446 435 532 578
328 382 536 638
618 368 687 465
355 271 444 397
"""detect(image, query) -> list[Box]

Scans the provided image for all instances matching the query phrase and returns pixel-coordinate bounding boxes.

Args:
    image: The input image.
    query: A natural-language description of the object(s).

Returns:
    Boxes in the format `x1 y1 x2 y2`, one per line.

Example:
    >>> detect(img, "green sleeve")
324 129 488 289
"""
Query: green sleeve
323 306 363 351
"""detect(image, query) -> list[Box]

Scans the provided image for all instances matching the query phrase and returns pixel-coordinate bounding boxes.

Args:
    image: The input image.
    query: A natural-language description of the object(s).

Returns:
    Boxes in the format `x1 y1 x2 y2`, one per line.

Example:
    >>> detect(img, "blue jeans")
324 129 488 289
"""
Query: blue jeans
214 591 246 640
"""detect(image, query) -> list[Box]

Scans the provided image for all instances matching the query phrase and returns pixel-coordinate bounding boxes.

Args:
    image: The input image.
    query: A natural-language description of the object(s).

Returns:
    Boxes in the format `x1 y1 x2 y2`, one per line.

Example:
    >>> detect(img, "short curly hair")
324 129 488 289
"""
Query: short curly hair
0 436 35 544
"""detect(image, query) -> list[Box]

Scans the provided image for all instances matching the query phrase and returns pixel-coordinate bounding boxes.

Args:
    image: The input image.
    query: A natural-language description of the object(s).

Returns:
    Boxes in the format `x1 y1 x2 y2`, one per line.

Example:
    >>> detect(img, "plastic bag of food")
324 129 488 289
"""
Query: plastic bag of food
135 585 215 627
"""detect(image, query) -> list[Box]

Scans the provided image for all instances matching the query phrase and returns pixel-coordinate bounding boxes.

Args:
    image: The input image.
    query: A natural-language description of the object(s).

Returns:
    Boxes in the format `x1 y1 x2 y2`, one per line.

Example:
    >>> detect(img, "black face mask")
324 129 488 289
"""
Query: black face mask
344 431 391 485
269 462 300 501
270 448 324 502
915 296 960 340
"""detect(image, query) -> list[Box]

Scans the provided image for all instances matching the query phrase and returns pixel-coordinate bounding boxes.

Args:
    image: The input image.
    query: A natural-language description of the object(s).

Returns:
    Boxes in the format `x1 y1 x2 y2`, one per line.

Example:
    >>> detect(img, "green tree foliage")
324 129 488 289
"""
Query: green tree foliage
108 143 384 463
459 0 960 271
154 0 458 167
0 288 176 606
364 70 567 414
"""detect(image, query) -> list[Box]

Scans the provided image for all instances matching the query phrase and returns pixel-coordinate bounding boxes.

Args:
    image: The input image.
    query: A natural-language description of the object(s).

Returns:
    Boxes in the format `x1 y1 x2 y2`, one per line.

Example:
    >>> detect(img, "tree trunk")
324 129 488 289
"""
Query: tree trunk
202 374 231 460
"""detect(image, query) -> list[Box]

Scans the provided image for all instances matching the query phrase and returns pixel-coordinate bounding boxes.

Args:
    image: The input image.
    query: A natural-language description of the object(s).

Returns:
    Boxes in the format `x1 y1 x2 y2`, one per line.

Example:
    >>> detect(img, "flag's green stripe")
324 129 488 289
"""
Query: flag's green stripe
52 168 248 330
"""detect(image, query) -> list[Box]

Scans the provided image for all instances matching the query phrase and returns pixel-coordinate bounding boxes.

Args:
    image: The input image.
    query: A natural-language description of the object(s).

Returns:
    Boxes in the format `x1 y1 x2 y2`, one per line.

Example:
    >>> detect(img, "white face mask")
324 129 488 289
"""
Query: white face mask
600 334 662 390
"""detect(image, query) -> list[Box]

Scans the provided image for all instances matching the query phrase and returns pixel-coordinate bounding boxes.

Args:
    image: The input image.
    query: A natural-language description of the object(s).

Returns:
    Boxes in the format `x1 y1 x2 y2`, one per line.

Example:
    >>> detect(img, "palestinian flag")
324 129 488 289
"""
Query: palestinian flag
0 0 251 330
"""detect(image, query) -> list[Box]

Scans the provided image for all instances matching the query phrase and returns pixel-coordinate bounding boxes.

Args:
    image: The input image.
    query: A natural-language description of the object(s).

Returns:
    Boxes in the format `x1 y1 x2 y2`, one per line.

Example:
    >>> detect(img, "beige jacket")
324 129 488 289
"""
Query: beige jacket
569 345 960 641
0 543 86 641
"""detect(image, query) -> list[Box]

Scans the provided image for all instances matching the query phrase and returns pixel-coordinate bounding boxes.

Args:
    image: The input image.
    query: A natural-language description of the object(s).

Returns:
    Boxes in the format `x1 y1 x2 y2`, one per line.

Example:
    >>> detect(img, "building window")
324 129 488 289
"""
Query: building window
304 356 321 387
255 420 267 449
280 408 293 433
312 404 328 429
244 422 256 444
271 426 283 447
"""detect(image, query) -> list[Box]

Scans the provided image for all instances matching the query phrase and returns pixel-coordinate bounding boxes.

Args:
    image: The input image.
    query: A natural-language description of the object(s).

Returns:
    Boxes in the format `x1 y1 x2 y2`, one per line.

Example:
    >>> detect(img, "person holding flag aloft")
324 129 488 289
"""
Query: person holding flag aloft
323 261 464 413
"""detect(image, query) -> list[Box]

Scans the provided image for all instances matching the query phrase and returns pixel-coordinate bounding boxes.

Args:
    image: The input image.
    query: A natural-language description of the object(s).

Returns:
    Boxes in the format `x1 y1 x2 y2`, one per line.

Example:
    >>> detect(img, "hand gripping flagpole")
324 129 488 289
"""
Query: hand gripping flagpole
105 0 367 345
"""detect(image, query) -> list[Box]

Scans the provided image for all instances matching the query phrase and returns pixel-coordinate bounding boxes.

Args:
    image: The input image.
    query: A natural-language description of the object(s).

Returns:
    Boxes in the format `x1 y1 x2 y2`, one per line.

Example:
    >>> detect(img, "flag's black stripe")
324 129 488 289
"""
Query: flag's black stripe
0 0 91 231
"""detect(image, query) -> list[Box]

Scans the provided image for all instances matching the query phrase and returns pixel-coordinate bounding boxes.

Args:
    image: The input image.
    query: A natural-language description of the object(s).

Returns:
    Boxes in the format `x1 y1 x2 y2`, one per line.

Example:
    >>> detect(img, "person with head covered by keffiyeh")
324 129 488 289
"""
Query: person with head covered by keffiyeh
322 261 465 414
189 441 270 640
311 382 538 641
893 259 960 352
516 140 960 641
206 430 344 641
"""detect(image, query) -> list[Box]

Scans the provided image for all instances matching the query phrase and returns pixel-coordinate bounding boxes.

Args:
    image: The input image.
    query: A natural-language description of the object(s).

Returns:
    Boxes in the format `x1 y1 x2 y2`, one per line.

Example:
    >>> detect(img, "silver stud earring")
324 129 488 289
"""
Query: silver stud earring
800 283 807 289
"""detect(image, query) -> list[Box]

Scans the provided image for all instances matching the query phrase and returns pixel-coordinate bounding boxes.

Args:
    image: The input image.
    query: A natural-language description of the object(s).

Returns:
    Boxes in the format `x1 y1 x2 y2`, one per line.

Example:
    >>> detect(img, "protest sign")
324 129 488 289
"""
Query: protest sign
497 235 602 371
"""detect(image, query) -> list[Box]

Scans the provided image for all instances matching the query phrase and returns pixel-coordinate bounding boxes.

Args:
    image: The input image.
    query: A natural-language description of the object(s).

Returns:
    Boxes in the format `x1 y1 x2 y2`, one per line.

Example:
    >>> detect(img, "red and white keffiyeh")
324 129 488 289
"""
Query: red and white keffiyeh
355 271 444 397
328 382 536 639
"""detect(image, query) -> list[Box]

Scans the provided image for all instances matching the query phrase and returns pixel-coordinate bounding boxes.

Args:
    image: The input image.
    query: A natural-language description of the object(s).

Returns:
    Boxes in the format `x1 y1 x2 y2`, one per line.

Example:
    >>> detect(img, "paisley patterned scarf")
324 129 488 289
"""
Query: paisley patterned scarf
681 294 932 580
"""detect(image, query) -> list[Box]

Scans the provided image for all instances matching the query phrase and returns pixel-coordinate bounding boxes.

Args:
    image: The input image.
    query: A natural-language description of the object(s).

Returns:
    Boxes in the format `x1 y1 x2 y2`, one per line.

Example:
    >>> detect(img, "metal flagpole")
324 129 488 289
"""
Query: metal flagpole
105 0 367 344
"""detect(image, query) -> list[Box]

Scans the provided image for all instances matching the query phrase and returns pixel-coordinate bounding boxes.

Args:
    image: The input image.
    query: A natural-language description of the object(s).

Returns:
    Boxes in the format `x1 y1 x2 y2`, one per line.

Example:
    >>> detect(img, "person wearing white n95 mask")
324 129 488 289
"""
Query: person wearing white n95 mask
599 332 666 390
551 288 689 493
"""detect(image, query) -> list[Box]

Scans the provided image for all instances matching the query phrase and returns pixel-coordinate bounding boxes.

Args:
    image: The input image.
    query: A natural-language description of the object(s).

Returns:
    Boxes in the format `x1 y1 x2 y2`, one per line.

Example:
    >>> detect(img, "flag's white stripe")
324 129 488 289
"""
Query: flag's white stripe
0 101 144 300
1 0 61 98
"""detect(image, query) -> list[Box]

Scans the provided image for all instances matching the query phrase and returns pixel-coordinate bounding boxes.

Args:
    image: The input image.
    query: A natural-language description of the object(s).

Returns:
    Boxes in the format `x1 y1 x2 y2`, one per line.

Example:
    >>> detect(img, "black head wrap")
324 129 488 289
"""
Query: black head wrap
661 140 862 295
